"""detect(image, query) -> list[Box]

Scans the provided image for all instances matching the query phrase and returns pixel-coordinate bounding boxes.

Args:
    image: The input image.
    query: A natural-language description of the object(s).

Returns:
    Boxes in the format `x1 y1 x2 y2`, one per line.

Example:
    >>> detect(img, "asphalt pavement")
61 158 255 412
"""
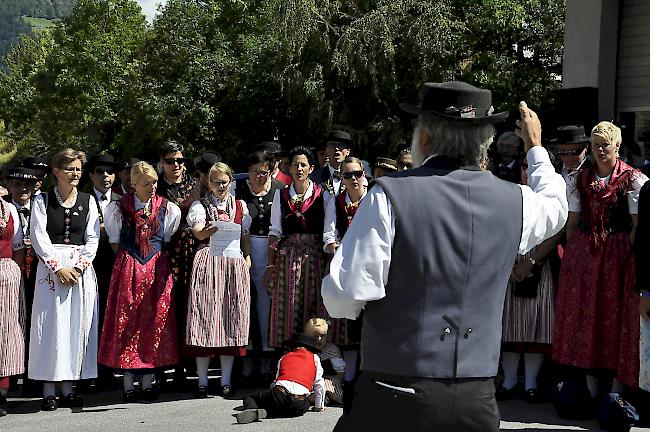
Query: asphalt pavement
3 384 650 432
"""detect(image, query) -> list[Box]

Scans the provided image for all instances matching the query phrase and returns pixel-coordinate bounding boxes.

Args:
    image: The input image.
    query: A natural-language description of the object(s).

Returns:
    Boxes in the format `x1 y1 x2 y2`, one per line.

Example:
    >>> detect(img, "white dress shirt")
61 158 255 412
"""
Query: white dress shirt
566 169 648 214
328 165 343 195
322 146 569 320
269 181 329 245
93 188 112 219
274 351 325 409
323 189 367 249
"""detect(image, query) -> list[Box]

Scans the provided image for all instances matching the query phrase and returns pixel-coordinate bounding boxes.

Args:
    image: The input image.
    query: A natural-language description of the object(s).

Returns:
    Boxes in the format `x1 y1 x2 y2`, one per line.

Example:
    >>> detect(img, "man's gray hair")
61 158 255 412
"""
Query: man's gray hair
417 116 496 167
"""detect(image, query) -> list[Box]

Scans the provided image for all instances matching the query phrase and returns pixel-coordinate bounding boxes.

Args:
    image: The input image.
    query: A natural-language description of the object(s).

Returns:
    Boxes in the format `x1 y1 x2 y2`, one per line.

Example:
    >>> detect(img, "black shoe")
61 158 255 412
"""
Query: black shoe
236 408 267 424
60 393 84 408
196 386 208 399
495 385 519 401
0 395 7 416
141 388 157 401
41 395 58 411
221 385 233 397
523 388 544 404
123 390 138 403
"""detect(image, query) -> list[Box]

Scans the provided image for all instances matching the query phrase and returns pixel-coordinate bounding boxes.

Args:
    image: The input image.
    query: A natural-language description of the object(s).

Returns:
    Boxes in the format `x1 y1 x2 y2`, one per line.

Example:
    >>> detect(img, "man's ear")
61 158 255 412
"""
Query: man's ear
419 127 432 156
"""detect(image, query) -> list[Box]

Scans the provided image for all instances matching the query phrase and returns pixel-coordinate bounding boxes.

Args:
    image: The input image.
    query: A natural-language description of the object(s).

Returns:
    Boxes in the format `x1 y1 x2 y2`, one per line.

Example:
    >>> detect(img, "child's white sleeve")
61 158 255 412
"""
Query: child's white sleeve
313 354 325 409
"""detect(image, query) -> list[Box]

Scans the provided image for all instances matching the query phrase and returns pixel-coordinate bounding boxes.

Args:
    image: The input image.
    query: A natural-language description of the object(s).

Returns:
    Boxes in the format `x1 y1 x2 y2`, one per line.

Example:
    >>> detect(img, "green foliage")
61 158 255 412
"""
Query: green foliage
0 0 565 167
20 16 57 32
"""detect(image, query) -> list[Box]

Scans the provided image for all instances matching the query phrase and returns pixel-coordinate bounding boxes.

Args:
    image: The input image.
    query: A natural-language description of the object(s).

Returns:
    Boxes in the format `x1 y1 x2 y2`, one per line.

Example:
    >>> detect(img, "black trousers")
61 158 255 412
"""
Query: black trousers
243 387 310 418
334 372 500 432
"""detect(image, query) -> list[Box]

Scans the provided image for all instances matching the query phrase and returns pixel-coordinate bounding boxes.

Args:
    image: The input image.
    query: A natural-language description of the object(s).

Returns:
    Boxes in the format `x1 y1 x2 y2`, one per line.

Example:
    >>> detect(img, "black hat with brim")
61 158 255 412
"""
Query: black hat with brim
399 81 508 124
86 154 121 171
120 158 141 171
194 151 222 174
283 333 321 353
324 130 354 148
7 167 41 182
253 142 285 156
550 125 590 145
22 156 49 169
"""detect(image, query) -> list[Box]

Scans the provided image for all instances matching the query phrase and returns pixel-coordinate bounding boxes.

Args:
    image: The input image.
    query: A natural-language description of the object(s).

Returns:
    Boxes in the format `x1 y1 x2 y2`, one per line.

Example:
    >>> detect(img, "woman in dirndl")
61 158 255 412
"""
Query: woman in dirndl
98 162 181 402
0 200 26 416
554 121 648 397
185 162 251 398
28 148 100 411
498 155 560 404
262 147 329 349
323 156 368 385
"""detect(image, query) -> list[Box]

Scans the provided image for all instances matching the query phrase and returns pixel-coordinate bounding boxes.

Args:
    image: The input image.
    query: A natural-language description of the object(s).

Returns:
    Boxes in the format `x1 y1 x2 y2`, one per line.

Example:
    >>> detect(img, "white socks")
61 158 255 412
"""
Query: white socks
523 353 543 391
586 375 599 398
196 357 211 387
123 372 135 392
220 355 234 386
61 381 73 397
343 350 358 382
501 352 520 390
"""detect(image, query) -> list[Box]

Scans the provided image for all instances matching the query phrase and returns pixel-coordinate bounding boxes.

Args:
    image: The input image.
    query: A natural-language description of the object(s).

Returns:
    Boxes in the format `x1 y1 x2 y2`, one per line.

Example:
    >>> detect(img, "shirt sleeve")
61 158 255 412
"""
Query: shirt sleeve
313 354 325 409
186 200 206 227
76 195 101 270
518 146 569 254
29 194 62 272
105 201 122 244
239 199 252 233
165 202 182 242
269 189 282 238
322 192 337 250
628 172 649 214
9 204 24 251
321 185 394 319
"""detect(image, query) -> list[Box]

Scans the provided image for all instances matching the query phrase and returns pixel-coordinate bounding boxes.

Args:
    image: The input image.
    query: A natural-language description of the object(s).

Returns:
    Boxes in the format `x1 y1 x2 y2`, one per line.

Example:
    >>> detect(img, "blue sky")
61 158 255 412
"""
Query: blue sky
135 0 167 22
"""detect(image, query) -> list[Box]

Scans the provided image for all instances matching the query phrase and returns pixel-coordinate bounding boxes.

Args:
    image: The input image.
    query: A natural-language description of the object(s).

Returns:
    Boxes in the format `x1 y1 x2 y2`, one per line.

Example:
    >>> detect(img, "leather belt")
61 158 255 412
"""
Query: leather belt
274 385 308 400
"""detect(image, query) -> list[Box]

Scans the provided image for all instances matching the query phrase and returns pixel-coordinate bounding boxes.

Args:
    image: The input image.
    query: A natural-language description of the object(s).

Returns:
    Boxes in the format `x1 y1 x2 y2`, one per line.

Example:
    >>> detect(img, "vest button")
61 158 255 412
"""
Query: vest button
464 328 473 339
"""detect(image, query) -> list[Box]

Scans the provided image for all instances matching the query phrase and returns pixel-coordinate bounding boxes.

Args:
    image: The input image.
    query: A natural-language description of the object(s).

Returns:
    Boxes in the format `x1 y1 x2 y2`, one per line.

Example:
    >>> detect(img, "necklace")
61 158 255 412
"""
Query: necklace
54 187 77 209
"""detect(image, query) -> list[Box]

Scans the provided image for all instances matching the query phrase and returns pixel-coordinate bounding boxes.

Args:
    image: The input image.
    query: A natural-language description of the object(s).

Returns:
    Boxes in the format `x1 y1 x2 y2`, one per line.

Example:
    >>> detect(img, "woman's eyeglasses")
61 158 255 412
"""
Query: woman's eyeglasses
164 157 185 165
210 179 231 188
61 167 83 174
342 170 364 180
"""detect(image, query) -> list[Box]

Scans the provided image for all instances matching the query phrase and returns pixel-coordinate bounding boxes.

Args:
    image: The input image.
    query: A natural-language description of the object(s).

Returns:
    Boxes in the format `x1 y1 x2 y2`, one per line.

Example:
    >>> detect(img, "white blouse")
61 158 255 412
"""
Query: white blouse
567 170 648 214
186 193 251 233
323 189 367 248
105 196 182 244
30 192 100 273
270 181 329 245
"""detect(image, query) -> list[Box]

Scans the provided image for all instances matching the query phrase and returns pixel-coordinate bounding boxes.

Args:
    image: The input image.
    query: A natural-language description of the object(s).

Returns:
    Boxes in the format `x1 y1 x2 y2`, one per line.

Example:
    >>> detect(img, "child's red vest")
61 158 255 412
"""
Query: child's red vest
276 348 316 391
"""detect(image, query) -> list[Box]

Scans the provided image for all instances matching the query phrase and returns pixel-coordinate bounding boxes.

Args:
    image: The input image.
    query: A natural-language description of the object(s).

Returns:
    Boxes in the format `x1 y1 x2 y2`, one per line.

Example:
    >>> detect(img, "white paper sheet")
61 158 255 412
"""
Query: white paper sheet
209 221 242 258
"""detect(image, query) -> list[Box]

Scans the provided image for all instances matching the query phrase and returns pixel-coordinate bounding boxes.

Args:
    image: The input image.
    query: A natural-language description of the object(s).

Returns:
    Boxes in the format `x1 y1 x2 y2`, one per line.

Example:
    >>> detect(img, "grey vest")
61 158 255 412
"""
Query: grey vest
363 156 523 378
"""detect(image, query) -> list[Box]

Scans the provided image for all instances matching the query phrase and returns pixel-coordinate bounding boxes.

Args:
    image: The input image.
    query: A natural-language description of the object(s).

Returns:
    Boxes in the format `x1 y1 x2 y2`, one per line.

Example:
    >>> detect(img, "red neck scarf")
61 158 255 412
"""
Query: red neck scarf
579 159 637 248
119 192 166 257
282 182 322 230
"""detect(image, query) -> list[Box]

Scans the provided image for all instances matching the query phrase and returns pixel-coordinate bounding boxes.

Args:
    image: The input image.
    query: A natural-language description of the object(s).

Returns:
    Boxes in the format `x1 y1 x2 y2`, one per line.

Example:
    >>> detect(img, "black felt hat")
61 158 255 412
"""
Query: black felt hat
550 125 590 145
252 142 285 156
323 130 354 148
7 166 41 182
193 151 222 174
86 154 121 171
283 333 321 354
120 158 140 171
22 156 49 169
400 81 508 124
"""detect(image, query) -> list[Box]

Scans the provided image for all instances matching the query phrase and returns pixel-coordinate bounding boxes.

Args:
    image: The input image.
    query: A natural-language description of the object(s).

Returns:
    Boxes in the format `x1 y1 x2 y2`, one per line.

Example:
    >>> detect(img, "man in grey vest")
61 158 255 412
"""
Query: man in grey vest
321 81 568 431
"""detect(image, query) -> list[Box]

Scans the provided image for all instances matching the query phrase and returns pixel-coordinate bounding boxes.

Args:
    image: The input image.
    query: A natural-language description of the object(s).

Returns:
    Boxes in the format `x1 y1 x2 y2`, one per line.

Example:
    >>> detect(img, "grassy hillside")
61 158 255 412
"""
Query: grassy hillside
0 0 75 68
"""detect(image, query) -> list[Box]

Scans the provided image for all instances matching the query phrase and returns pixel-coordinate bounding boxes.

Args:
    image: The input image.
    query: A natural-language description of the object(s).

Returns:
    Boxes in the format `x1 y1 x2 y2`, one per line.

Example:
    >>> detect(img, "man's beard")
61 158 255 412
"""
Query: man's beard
410 127 427 168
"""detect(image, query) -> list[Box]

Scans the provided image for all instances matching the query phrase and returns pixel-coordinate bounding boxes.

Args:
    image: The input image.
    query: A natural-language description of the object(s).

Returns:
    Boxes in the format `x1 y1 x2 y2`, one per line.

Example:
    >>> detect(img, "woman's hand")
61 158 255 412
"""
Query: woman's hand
192 223 218 241
56 268 79 287
325 242 338 255
511 260 534 282
245 255 252 269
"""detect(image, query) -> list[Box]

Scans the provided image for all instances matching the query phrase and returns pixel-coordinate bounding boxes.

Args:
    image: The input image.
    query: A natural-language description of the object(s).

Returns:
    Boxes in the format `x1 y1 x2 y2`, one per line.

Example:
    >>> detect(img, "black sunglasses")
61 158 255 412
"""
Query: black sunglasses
94 167 116 175
555 148 585 156
164 157 185 165
342 170 364 180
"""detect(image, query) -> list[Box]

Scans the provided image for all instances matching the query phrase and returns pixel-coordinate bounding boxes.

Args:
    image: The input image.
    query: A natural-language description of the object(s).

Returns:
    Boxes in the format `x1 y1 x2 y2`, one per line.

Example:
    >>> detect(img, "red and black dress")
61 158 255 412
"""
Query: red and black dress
98 193 182 370
553 160 647 387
